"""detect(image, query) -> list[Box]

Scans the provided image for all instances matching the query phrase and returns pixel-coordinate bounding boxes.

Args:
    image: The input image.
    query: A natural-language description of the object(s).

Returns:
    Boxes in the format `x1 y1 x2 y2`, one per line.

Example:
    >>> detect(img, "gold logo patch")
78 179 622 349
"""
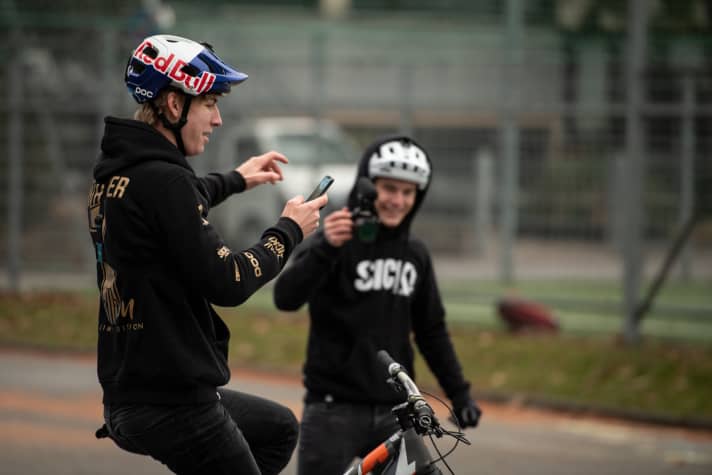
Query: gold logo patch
217 245 232 260
264 236 285 259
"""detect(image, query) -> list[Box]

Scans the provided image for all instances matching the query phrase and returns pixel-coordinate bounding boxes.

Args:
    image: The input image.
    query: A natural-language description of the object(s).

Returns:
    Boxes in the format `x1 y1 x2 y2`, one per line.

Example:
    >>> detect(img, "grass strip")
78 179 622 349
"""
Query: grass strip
1 289 710 424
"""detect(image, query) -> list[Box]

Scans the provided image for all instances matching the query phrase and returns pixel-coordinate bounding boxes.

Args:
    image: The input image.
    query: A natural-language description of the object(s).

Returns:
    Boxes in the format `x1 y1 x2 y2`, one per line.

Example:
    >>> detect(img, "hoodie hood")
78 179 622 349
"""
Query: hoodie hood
94 117 192 181
347 134 431 237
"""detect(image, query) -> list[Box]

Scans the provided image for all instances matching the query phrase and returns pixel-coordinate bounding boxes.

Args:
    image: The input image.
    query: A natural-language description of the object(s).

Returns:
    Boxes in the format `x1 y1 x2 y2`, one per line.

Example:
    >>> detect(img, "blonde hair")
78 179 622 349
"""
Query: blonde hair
133 89 173 126
133 90 219 125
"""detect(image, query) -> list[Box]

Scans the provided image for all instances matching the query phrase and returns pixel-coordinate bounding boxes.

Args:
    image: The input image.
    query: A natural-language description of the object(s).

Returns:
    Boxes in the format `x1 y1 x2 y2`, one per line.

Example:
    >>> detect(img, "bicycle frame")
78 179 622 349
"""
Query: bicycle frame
342 350 462 475
344 426 442 475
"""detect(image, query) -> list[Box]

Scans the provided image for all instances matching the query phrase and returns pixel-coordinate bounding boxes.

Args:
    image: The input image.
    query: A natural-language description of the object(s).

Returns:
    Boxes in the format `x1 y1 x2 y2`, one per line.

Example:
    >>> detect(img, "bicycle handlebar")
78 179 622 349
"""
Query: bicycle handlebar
344 351 466 475
376 349 397 369
377 349 436 433
377 349 422 397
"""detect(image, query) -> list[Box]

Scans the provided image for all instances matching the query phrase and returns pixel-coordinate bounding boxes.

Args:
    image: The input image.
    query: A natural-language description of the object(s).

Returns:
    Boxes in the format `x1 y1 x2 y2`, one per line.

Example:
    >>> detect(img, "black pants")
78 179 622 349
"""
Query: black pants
297 400 399 475
103 388 298 475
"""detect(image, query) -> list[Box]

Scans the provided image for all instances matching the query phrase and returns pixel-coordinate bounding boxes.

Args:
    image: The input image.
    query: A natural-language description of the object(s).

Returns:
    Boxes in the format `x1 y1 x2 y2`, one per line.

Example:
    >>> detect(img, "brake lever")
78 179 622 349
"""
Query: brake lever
386 376 404 393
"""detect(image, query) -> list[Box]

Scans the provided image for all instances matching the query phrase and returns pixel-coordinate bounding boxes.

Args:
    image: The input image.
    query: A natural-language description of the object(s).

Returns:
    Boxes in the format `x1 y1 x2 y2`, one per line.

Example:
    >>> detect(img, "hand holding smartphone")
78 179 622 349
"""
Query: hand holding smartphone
306 175 334 202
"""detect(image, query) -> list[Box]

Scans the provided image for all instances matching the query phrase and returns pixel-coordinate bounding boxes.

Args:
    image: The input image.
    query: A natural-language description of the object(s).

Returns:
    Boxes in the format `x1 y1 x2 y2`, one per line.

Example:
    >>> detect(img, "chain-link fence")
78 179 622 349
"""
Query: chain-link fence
2 1 711 340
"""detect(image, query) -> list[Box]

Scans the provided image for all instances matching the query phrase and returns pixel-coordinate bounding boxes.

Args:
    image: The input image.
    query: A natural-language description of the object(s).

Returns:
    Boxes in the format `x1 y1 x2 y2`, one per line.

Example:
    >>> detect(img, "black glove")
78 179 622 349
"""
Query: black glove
451 395 482 428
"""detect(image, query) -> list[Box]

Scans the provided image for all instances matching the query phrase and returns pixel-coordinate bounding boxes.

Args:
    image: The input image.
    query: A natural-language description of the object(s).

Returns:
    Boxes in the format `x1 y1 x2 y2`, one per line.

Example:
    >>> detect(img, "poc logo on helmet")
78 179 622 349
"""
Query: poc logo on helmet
134 87 154 98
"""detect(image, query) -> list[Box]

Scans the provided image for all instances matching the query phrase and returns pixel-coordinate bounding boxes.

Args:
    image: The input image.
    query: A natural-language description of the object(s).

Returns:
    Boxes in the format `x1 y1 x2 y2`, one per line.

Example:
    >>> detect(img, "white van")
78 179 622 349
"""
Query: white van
214 117 360 248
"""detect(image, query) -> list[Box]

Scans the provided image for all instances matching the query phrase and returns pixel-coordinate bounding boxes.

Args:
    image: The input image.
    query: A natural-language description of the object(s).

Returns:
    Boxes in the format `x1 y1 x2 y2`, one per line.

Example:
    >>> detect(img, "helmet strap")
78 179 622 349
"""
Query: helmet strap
149 93 193 156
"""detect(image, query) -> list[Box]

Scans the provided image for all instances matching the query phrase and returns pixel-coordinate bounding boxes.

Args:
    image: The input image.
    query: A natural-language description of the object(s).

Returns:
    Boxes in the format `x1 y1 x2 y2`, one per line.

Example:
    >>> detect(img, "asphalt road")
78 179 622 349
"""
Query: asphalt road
1 350 711 475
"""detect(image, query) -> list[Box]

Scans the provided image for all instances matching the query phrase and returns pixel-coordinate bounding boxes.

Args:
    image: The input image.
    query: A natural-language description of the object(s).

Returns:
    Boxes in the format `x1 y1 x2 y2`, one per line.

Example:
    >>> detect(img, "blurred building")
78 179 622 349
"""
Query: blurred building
1 0 711 284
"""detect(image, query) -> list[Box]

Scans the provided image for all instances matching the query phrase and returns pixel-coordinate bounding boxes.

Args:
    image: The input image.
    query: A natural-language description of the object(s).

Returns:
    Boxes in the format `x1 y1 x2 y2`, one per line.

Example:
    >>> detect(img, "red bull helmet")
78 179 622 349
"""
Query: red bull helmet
125 34 247 103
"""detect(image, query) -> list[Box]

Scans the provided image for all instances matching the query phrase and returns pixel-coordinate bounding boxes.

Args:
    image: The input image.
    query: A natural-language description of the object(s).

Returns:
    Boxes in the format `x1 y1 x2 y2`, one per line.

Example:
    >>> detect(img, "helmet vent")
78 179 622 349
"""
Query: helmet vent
129 59 146 74
141 45 158 59
181 64 200 77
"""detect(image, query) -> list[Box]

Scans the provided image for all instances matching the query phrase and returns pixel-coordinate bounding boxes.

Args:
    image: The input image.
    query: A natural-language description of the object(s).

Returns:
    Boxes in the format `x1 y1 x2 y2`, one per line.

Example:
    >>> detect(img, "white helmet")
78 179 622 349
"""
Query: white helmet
367 138 431 190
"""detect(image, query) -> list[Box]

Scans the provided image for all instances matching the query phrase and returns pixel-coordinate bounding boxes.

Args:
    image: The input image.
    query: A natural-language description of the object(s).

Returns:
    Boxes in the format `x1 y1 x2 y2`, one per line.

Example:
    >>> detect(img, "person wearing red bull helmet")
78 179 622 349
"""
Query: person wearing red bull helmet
125 34 248 155
89 34 328 475
274 135 482 474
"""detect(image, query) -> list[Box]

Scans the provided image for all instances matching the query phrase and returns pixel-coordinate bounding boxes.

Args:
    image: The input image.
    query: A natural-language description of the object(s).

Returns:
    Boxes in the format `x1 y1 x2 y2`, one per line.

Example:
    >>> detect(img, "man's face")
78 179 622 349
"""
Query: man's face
182 94 222 156
373 177 417 228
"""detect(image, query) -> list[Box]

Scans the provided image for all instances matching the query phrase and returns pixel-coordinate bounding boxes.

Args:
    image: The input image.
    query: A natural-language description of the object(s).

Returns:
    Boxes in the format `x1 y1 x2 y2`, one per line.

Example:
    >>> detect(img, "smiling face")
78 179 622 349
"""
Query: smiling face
373 177 417 228
181 94 222 156
157 91 223 156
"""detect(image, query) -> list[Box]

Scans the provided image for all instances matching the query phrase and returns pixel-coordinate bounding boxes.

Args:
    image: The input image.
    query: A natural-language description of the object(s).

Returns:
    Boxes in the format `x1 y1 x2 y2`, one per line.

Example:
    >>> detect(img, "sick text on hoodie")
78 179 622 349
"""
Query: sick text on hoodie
273 135 471 405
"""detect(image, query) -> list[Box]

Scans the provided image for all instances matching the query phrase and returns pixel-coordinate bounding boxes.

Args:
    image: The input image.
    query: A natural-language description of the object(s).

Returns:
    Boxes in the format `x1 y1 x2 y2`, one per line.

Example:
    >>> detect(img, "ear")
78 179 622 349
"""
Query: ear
164 91 184 121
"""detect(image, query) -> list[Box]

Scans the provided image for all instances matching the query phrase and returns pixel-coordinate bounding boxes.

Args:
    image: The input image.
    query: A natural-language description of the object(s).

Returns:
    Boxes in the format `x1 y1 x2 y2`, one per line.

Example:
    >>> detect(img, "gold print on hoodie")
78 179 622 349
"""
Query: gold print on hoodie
197 204 210 226
88 178 141 333
242 251 262 277
105 175 130 199
264 236 285 259
217 245 242 282
96 212 139 331
87 182 105 235
100 263 136 325
87 182 105 209
233 261 241 282
217 245 231 260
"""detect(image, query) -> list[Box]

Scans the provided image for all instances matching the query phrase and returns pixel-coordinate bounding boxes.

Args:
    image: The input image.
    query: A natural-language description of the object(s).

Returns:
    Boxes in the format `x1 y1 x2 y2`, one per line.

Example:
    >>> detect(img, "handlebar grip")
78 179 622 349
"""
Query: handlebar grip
377 350 396 369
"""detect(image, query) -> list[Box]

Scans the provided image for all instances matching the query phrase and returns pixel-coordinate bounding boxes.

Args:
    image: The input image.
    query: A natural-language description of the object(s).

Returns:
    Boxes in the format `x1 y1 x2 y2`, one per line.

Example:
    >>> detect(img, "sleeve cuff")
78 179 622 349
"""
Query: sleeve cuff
449 385 474 407
281 217 303 244
228 171 247 194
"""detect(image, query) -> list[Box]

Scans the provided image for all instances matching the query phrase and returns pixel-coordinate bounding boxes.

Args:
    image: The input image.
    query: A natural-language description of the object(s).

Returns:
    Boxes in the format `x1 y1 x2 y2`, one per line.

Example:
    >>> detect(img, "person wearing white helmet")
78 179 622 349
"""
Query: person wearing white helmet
88 34 327 475
274 135 482 475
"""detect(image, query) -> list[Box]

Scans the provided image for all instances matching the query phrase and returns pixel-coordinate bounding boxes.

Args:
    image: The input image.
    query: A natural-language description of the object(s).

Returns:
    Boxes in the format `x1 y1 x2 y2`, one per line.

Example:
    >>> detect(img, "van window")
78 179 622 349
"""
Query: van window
271 134 355 165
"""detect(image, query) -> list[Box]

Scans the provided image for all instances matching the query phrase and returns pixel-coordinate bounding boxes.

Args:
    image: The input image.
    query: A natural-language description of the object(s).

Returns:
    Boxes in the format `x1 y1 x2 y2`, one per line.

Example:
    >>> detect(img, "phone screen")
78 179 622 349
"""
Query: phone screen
307 175 334 201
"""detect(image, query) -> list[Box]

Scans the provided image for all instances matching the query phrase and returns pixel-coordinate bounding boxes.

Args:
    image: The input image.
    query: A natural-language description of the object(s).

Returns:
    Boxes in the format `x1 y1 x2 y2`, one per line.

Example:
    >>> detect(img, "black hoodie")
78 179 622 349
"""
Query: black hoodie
273 135 471 405
88 117 302 405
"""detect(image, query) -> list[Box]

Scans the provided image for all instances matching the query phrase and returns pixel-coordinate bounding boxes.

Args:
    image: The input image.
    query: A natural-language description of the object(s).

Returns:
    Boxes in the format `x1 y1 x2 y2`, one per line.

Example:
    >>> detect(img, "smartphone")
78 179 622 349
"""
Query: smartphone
306 175 334 202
